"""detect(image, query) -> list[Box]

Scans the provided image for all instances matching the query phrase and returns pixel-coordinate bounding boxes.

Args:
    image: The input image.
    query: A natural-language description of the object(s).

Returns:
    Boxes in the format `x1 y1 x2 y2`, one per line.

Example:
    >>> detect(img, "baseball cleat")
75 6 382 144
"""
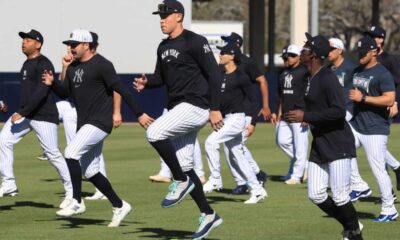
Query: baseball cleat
0 187 19 197
285 178 301 185
85 191 107 200
192 212 223 240
202 179 223 193
244 188 267 204
56 199 85 217
373 212 398 222
342 221 363 240
149 174 172 183
256 170 268 187
59 196 73 209
350 188 372 202
108 200 132 227
161 176 194 208
231 185 248 195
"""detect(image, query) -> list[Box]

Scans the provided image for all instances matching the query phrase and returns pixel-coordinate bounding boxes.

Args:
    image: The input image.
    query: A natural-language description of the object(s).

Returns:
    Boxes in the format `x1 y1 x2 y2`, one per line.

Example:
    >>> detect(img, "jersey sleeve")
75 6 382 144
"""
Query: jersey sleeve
303 72 346 123
189 36 222 111
101 61 143 117
380 70 396 92
18 59 54 117
146 54 164 88
243 56 263 81
241 74 258 125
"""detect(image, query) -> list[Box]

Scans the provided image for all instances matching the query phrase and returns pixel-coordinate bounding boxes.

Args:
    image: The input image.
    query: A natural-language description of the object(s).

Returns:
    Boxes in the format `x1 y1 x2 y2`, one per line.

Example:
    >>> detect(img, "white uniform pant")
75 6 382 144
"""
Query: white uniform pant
352 129 397 215
223 116 261 186
64 124 108 179
0 117 72 195
308 159 351 206
205 113 262 191
276 120 309 181
57 101 107 177
146 103 209 172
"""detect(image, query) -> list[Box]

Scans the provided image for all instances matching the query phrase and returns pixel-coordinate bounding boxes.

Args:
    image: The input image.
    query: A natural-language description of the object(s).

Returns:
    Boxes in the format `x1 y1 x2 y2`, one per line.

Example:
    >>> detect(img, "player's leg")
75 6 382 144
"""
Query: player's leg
146 102 209 207
0 117 31 196
359 134 398 221
30 119 73 207
385 150 400 191
329 159 362 238
85 153 108 200
61 104 77 145
286 123 309 184
223 145 248 194
193 138 206 184
276 120 295 180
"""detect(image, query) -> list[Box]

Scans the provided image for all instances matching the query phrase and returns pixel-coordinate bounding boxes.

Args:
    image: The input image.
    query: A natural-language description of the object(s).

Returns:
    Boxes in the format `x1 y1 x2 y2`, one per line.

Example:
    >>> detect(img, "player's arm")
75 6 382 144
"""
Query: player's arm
133 55 164 92
255 75 271 120
0 100 8 113
113 92 122 128
242 76 258 137
190 37 223 130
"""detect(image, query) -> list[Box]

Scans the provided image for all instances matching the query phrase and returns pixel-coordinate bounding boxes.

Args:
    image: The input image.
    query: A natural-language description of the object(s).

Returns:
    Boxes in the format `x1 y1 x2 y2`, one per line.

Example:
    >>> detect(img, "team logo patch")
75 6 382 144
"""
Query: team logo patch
203 44 211 53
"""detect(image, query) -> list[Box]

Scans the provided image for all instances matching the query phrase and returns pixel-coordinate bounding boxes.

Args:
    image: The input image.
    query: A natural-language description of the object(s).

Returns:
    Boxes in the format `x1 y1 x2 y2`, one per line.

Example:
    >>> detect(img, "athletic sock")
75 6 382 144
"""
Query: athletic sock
65 158 82 203
185 169 213 215
88 173 122 208
316 196 346 228
337 201 360 231
150 139 186 181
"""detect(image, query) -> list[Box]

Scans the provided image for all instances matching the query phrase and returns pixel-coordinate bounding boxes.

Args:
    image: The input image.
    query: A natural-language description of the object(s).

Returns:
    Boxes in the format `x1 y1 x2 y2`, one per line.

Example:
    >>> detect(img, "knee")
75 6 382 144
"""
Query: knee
84 168 99 179
205 138 219 152
146 125 165 142
308 190 328 205
64 146 75 160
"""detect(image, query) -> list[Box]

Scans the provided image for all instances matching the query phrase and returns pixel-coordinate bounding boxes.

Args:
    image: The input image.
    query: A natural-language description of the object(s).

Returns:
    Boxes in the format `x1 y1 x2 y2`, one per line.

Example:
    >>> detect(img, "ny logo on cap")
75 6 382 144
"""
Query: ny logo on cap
358 41 362 47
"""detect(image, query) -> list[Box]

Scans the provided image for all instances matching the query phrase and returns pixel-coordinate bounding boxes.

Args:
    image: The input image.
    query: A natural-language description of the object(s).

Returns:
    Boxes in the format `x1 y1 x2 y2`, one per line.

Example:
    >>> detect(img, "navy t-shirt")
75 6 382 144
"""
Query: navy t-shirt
350 63 395 135
331 58 357 114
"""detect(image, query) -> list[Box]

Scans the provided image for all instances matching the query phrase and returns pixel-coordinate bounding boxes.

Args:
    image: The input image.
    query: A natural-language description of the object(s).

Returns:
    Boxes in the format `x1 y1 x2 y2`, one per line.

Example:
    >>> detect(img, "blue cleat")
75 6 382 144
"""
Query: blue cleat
350 189 372 202
192 212 223 240
161 177 194 208
373 212 399 222
231 185 248 195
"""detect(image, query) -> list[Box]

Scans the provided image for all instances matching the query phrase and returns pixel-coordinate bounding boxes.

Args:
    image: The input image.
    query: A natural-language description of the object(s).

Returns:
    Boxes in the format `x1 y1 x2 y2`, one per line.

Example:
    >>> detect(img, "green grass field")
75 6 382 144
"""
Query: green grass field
0 124 399 240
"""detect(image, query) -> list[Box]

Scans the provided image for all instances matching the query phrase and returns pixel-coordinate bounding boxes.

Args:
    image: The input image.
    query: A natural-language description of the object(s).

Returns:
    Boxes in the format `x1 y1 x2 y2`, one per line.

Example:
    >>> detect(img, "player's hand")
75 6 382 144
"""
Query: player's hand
245 124 255 138
349 88 363 102
210 110 224 131
258 107 271 121
284 110 304 123
388 102 398 118
0 101 8 113
138 113 154 129
62 51 74 67
42 70 54 86
133 74 147 92
11 113 23 124
113 112 122 128
270 113 280 126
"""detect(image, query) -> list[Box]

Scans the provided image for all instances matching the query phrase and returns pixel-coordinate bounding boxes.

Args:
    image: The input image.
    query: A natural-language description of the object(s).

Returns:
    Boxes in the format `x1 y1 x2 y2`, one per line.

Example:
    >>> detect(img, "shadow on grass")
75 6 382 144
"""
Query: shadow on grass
268 175 286 182
205 195 244 204
322 211 375 220
53 191 95 197
48 217 141 229
0 201 54 211
123 227 220 240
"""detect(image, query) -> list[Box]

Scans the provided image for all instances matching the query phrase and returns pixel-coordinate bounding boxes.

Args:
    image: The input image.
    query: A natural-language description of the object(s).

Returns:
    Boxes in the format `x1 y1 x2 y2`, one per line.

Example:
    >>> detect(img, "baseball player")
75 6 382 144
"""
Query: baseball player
327 38 372 202
0 30 73 209
365 26 400 191
204 43 267 203
274 44 309 185
42 28 153 227
133 1 223 238
285 33 362 240
203 32 268 194
348 36 398 222
149 136 206 184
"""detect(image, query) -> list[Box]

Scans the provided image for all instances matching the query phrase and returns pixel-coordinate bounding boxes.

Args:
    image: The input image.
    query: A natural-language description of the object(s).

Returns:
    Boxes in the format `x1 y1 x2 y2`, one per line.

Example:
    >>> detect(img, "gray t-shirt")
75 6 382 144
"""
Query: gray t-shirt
350 63 395 135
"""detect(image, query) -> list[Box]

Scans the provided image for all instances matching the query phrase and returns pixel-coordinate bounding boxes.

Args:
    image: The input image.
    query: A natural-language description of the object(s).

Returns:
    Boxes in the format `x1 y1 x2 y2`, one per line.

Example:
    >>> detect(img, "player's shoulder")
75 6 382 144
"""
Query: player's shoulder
36 54 54 68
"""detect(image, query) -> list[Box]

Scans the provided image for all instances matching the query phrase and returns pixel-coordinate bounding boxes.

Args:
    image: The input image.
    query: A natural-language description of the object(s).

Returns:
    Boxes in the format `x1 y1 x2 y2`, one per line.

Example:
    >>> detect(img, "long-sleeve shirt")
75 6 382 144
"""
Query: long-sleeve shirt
146 29 221 111
51 54 142 134
19 55 59 124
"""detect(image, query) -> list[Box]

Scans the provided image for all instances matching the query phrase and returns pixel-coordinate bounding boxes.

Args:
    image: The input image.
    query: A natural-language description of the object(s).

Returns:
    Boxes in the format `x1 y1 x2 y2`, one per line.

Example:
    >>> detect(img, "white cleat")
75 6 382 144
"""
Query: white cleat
203 179 223 193
56 199 86 217
108 200 132 227
244 188 267 204
84 191 107 200
59 196 73 209
0 187 18 197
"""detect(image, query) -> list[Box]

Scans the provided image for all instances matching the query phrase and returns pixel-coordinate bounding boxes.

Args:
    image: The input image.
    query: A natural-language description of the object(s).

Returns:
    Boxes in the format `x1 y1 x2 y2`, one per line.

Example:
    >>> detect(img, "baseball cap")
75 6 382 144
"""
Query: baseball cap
364 25 386 39
281 45 289 59
357 36 378 58
221 32 243 47
287 44 302 56
329 38 344 50
152 0 184 15
304 32 332 59
90 31 98 45
63 29 93 45
18 29 44 44
217 43 242 61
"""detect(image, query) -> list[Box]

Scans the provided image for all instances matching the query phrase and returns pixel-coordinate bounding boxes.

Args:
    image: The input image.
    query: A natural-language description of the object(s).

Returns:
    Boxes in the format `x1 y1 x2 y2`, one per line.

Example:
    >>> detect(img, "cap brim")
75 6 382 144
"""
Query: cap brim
305 32 312 41
62 40 81 45
18 32 28 38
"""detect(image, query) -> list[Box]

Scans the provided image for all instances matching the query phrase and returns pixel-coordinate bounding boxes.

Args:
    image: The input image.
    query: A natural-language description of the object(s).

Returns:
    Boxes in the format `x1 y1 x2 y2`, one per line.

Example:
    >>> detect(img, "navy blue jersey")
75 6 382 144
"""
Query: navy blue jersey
147 30 221 110
278 64 308 113
303 67 356 163
330 58 357 114
378 51 400 103
19 55 59 124
350 63 395 135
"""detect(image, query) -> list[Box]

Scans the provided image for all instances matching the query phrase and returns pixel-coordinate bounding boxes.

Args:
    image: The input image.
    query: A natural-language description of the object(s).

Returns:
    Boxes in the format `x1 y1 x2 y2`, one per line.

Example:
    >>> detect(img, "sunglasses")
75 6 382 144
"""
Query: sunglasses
69 43 81 49
287 53 298 58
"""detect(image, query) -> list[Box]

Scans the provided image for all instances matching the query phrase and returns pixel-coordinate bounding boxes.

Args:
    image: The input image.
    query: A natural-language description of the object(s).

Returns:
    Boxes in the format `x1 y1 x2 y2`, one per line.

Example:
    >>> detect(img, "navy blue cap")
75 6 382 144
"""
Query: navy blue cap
221 32 243 47
152 0 184 15
19 29 43 44
364 25 386 39
357 36 378 58
304 32 332 59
